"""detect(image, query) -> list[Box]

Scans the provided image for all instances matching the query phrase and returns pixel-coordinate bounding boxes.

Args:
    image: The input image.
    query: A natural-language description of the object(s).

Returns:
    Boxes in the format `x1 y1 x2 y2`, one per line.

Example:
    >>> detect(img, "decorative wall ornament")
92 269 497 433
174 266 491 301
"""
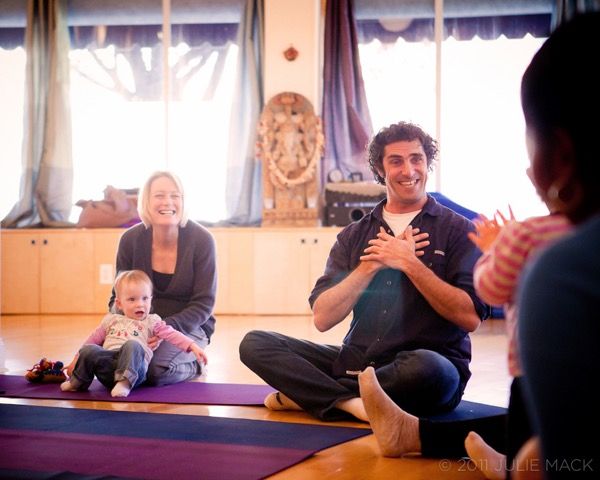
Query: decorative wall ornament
257 92 324 227
283 45 299 61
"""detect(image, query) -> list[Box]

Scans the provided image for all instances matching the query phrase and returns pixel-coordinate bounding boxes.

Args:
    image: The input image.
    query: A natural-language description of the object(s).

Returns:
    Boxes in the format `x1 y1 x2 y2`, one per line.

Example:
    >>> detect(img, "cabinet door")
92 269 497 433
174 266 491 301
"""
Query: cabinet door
252 229 341 315
0 233 40 313
307 230 339 292
212 230 255 314
40 231 95 313
253 231 311 314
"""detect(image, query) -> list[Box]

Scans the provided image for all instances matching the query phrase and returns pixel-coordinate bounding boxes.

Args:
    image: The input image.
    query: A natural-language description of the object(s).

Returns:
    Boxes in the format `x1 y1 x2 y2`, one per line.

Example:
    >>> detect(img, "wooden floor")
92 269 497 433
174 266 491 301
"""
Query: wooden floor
0 314 509 479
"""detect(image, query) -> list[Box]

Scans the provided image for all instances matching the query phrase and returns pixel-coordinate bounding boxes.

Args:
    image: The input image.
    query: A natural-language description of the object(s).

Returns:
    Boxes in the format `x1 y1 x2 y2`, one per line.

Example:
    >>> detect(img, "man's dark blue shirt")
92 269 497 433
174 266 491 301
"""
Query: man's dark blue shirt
309 194 488 394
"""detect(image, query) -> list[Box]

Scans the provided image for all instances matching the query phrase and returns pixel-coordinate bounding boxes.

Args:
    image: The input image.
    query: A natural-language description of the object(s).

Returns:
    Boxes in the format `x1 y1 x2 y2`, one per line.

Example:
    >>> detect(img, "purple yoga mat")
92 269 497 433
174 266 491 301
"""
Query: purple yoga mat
2 428 317 480
1 403 372 480
0 374 275 405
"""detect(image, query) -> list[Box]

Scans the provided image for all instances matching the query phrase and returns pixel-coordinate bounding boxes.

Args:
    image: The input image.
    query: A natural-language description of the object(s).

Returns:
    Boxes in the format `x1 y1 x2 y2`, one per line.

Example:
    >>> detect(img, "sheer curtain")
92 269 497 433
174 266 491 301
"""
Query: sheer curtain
321 0 373 186
2 0 73 228
220 0 264 226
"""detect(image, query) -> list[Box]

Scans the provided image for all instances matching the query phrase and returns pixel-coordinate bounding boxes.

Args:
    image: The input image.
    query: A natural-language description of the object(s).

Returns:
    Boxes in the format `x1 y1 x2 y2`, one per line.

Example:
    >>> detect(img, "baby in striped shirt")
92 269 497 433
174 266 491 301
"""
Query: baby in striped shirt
465 206 571 479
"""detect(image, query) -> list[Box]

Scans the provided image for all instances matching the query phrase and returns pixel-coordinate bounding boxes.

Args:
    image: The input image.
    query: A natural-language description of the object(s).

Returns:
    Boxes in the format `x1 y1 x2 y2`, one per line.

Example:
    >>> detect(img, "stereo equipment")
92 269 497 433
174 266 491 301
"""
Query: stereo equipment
323 182 386 226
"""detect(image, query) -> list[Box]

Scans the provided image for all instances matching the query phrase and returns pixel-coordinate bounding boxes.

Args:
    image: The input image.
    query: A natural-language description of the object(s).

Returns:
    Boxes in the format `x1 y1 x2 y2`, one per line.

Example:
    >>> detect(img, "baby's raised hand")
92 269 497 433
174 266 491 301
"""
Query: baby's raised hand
190 343 208 366
468 206 516 252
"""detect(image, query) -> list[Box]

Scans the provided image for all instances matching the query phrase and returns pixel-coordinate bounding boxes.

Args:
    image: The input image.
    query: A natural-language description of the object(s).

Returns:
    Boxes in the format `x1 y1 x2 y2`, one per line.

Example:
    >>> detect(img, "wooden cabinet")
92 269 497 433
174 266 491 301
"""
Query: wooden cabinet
211 227 340 315
1 229 123 314
1 230 96 313
1 231 40 313
252 230 338 314
1 227 340 315
212 229 255 314
40 231 95 313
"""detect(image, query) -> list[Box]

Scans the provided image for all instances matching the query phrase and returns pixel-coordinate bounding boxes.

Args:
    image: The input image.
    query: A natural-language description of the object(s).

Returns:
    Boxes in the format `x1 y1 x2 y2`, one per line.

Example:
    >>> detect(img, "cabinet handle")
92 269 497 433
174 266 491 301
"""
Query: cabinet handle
300 238 306 244
31 239 36 245
43 239 48 245
313 238 318 244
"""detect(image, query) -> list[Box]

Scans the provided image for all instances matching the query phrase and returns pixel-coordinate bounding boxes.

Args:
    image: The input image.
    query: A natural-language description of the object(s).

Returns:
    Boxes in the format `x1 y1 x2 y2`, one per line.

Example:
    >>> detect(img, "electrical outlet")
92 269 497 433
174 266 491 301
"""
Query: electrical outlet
99 264 113 285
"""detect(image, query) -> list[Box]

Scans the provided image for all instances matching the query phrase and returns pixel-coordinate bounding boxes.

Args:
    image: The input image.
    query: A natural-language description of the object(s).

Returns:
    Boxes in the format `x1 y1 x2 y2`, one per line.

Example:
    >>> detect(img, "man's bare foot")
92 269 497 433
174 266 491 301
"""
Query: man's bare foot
358 366 421 456
264 391 303 411
335 397 369 422
464 431 506 480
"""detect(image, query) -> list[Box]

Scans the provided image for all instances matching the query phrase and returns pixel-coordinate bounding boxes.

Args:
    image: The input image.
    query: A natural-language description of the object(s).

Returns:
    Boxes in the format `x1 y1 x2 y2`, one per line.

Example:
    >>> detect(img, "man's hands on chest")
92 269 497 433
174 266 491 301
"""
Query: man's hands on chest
347 224 480 332
360 226 430 273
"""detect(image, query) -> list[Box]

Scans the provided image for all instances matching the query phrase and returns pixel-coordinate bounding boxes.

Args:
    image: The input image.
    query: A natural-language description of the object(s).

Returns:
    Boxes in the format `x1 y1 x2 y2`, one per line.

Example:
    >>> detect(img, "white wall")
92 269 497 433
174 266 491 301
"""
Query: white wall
264 0 322 110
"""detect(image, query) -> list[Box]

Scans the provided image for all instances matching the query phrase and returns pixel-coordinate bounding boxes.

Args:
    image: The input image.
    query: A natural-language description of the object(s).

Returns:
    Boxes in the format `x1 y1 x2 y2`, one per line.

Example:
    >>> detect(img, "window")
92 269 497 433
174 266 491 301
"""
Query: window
0 45 26 220
440 34 546 218
359 34 436 137
69 24 238 222
358 13 550 219
0 2 243 225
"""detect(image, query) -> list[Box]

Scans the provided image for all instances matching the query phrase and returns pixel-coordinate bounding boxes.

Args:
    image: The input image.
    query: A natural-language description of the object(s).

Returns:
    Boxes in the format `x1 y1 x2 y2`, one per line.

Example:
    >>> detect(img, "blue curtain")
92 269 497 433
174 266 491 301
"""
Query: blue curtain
1 0 73 228
220 0 264 225
552 0 600 28
357 14 551 43
321 0 373 186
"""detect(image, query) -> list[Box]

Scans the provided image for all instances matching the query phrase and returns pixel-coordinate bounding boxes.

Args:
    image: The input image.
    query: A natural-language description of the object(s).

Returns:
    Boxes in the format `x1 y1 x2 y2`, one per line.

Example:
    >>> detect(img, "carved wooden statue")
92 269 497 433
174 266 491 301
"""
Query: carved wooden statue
257 92 324 227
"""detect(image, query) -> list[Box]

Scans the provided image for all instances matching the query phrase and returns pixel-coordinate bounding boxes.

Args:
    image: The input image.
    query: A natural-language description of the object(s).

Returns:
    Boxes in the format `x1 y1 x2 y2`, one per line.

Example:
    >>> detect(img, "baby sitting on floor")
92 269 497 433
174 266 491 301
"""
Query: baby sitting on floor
61 270 207 397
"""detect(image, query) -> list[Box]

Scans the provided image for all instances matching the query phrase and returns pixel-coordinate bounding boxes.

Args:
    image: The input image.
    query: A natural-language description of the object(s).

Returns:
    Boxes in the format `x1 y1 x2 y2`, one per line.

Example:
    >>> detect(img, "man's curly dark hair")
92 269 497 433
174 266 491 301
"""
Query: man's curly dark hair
367 122 438 185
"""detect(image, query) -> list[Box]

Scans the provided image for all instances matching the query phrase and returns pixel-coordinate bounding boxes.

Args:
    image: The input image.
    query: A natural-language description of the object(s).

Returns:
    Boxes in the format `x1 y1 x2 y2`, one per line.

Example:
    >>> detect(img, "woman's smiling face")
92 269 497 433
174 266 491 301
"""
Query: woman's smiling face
148 176 183 227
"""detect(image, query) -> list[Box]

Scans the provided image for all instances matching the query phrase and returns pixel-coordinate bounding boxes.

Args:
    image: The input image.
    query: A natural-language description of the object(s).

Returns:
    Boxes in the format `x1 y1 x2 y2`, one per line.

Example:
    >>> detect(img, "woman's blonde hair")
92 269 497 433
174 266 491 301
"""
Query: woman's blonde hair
114 270 153 298
138 171 188 227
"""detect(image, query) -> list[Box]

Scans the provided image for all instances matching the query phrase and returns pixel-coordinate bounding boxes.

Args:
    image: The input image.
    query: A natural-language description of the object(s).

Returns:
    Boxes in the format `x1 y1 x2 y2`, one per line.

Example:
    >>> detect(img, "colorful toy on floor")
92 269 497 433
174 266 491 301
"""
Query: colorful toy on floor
25 358 67 383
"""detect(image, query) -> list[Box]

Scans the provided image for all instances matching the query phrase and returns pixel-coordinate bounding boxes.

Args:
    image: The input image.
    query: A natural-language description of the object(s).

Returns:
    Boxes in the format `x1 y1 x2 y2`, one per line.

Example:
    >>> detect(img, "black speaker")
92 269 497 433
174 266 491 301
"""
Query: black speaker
323 182 386 226
325 205 372 226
